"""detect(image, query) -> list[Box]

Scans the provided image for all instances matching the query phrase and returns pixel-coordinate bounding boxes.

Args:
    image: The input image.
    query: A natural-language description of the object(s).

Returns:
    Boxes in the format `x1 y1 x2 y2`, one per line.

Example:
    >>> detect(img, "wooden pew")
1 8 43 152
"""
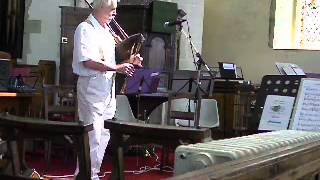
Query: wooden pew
0 113 93 180
105 120 212 180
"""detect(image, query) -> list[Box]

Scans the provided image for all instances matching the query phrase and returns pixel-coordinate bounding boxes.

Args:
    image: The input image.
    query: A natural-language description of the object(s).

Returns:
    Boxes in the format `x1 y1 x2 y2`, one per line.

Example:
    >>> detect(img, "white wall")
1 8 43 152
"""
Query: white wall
22 0 203 86
78 0 204 70
23 0 203 69
171 0 204 70
23 0 74 66
203 0 320 83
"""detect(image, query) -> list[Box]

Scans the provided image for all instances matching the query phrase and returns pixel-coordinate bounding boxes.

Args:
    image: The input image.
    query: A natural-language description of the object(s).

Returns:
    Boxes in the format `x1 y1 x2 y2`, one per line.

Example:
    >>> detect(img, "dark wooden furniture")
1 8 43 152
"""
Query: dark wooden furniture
105 120 211 180
60 7 91 85
0 113 92 180
0 92 39 116
38 60 56 85
0 174 34 180
169 135 320 180
2 61 55 118
43 84 76 121
0 93 40 174
0 0 25 58
42 84 77 170
0 51 11 59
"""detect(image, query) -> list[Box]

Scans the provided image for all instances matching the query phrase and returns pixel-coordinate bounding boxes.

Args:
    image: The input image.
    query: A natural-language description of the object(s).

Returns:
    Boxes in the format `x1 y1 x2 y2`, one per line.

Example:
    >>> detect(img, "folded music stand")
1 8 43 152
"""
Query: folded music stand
209 66 244 80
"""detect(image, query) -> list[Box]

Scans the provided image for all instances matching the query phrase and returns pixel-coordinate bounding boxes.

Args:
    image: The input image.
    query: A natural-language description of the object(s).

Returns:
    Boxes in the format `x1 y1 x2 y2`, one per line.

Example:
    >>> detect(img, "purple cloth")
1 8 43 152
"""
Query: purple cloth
126 69 160 94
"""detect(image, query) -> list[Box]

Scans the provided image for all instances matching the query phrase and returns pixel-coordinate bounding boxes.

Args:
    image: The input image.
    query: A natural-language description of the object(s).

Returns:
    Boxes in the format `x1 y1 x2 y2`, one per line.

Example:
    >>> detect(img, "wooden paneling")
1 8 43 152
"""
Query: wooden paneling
60 7 91 86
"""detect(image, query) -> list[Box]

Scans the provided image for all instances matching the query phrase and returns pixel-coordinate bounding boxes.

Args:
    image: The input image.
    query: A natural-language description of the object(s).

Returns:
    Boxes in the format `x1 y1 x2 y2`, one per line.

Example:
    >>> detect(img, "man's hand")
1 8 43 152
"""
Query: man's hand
116 63 135 76
128 54 143 67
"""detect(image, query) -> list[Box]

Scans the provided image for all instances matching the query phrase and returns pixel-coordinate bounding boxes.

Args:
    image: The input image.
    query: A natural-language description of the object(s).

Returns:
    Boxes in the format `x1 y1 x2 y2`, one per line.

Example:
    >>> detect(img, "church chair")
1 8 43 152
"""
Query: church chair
43 84 76 121
114 94 139 122
145 97 219 171
106 94 213 179
114 94 152 155
42 84 77 171
149 98 220 128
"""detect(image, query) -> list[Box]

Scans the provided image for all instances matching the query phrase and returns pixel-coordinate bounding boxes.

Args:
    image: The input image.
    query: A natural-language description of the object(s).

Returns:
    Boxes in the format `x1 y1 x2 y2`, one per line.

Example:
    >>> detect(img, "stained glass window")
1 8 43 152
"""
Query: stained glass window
272 0 320 50
297 0 320 49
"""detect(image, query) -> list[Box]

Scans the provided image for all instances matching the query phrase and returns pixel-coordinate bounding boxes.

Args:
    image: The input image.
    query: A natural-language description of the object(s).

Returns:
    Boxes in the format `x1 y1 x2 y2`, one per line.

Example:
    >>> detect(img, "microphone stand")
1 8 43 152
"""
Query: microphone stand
179 25 217 129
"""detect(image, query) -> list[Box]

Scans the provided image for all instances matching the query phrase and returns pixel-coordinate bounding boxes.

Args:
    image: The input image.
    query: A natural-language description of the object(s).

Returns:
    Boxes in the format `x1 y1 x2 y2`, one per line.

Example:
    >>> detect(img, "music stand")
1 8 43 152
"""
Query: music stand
126 68 161 94
170 70 213 97
175 24 217 128
251 75 306 132
166 70 214 126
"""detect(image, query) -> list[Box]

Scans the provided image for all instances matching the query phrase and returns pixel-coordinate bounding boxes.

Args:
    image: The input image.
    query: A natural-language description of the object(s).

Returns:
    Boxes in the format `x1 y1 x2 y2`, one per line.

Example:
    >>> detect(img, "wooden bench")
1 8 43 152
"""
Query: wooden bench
105 119 211 180
0 113 93 180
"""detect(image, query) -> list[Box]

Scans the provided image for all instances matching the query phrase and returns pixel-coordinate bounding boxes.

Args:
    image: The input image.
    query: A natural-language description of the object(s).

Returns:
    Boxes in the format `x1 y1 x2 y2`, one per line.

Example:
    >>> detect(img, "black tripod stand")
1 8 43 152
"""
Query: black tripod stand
178 23 217 128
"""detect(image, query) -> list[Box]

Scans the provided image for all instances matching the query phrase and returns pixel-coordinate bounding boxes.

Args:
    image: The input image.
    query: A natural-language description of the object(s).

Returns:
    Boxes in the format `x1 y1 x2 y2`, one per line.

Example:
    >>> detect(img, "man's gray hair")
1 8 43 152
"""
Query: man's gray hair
93 0 117 9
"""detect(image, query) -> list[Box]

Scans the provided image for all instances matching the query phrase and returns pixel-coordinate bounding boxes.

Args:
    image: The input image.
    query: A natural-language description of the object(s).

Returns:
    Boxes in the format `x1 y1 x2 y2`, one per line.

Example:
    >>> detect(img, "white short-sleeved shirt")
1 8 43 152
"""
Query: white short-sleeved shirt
73 14 116 119
72 14 116 77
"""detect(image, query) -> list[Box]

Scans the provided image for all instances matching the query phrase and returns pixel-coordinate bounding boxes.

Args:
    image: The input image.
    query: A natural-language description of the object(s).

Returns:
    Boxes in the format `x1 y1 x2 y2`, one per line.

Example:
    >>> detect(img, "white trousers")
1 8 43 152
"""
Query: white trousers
76 75 115 180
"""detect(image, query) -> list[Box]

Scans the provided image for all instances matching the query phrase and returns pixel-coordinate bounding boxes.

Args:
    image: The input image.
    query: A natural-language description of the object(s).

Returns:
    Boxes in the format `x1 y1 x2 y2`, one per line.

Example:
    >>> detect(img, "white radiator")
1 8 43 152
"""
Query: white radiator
174 130 320 175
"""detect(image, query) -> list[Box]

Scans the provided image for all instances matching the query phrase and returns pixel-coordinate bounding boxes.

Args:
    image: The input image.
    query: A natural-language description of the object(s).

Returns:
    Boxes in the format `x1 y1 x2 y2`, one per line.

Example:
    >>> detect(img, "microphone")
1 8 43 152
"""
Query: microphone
164 19 187 27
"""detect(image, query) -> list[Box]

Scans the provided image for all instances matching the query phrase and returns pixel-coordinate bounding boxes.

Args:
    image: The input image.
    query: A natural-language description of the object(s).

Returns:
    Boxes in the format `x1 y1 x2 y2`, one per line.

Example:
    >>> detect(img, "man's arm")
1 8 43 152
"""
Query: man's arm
83 60 115 72
83 60 135 76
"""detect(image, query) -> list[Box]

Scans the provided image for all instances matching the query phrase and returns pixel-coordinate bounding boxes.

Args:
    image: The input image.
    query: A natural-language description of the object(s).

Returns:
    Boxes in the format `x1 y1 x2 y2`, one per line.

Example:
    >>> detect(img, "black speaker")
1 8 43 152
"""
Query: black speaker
116 1 178 34
0 59 11 91
150 1 178 34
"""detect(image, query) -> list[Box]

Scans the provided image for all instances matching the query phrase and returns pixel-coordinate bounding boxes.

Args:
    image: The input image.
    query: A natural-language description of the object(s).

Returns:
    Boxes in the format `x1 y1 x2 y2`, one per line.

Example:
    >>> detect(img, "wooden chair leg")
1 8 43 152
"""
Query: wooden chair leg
76 133 91 180
7 140 20 175
44 140 52 172
111 132 124 180
160 145 168 172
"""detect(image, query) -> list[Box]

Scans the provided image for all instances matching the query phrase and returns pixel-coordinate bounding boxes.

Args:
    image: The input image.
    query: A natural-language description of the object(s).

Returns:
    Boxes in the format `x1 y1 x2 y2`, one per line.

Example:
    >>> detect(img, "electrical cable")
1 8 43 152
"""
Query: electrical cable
42 148 173 179
185 20 197 68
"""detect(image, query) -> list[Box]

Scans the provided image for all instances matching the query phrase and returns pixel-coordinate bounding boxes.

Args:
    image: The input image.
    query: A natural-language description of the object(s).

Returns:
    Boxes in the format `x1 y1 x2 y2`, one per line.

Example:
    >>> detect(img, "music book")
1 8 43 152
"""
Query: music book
275 62 305 75
290 78 320 131
258 95 295 131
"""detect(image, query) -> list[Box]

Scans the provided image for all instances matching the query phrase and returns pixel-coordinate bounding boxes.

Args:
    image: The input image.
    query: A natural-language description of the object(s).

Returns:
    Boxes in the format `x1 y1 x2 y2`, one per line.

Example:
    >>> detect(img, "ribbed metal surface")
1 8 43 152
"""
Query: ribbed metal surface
174 130 320 175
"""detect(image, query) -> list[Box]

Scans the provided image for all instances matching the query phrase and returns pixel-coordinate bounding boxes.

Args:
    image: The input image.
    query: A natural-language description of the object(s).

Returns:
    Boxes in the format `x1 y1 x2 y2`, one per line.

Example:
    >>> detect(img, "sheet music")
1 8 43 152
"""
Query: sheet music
275 62 305 75
258 95 295 131
291 78 320 131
